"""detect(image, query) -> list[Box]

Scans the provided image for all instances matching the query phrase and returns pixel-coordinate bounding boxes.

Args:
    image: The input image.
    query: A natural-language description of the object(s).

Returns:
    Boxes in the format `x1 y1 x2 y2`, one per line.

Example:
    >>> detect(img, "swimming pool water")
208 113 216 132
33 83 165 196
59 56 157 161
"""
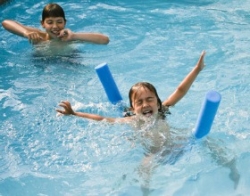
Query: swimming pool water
1 0 250 195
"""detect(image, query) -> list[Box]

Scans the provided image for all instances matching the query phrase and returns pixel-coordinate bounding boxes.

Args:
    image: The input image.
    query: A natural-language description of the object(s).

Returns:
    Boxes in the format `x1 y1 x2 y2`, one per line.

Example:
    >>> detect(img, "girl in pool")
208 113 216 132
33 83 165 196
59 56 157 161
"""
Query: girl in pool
1 3 109 45
56 50 240 189
56 50 205 191
57 51 205 125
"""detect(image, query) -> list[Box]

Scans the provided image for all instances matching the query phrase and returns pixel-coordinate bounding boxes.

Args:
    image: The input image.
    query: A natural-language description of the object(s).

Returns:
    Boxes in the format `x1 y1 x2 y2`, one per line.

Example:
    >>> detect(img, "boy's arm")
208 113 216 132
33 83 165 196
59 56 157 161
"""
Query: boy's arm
2 19 46 44
2 19 41 37
58 29 110 45
72 33 109 44
162 51 206 107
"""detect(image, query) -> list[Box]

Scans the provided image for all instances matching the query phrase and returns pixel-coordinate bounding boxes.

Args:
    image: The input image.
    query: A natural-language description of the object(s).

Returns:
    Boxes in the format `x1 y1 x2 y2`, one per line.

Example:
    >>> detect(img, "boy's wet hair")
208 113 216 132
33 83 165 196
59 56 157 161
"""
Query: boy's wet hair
42 3 66 22
125 82 170 119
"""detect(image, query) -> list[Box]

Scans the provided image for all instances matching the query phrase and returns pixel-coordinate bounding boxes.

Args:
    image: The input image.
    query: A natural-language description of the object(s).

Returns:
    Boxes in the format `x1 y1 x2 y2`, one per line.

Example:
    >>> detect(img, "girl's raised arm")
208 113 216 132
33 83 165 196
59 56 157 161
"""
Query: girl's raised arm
162 51 206 107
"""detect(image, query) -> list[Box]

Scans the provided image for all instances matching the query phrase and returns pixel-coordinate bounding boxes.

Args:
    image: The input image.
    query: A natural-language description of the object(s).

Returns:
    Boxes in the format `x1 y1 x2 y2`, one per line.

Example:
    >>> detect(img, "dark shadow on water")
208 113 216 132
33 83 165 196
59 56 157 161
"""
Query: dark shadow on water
0 0 12 6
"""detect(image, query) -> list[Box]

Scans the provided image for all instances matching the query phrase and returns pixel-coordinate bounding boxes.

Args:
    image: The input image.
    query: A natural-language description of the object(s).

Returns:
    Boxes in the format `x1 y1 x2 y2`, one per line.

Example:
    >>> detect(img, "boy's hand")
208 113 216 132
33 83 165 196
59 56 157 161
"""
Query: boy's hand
58 29 73 41
26 32 43 44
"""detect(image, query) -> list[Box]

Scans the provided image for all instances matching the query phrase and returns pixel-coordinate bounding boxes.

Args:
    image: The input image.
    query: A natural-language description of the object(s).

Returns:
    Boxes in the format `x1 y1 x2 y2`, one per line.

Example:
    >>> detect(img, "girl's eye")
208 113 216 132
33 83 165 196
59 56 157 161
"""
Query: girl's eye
135 101 142 106
147 98 154 102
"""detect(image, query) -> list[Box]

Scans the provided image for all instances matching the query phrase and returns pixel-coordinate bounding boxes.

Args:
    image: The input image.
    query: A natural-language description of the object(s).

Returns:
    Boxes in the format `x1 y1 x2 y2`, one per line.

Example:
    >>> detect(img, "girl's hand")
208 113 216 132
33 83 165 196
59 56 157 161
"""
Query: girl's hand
197 50 206 71
56 101 75 115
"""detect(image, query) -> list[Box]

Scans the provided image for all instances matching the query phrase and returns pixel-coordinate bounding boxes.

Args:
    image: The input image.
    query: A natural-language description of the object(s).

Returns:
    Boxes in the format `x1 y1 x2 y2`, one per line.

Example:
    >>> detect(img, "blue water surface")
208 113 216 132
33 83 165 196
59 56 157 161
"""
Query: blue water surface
1 0 250 195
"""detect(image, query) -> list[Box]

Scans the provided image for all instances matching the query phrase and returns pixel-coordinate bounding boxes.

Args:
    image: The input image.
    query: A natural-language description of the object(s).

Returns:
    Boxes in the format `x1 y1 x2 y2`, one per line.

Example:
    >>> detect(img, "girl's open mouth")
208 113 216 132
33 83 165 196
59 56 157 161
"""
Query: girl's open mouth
142 110 153 117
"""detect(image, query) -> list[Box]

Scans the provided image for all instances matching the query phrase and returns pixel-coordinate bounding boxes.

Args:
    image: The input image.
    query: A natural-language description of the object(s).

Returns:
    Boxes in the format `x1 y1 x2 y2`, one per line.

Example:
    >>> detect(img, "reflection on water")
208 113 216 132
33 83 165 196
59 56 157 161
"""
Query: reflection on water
32 40 85 65
33 40 79 57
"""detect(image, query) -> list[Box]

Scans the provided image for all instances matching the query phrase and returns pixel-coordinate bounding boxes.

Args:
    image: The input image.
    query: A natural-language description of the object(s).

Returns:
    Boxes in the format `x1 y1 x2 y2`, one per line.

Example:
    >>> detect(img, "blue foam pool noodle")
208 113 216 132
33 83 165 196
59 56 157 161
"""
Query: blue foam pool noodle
95 63 123 104
193 90 221 139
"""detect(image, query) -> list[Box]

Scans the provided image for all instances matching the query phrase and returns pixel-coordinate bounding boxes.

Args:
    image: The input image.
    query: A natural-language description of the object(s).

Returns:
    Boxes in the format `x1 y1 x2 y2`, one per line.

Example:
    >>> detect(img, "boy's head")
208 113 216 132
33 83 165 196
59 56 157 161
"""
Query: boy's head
42 3 66 23
128 82 164 118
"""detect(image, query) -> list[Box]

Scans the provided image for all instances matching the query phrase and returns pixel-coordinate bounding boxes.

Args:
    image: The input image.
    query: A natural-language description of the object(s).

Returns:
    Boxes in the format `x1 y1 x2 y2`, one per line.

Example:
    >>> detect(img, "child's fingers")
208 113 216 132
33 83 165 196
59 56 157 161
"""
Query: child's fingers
56 109 62 113
58 30 68 38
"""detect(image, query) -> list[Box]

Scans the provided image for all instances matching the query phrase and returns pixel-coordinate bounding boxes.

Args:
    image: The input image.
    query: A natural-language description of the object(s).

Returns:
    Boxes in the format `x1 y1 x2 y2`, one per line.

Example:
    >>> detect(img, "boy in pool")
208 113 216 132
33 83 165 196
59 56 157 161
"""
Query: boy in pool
1 3 109 45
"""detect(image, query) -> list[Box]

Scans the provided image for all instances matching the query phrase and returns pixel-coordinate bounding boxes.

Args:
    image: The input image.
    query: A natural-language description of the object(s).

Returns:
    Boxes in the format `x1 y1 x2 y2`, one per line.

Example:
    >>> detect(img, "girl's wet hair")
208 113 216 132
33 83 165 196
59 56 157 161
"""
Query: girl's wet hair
125 82 170 119
42 3 66 22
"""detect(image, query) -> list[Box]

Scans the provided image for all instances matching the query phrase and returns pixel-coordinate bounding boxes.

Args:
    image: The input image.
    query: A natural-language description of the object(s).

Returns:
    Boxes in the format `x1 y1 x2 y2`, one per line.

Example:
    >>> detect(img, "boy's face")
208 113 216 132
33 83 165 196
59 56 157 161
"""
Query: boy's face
131 87 160 117
41 17 66 38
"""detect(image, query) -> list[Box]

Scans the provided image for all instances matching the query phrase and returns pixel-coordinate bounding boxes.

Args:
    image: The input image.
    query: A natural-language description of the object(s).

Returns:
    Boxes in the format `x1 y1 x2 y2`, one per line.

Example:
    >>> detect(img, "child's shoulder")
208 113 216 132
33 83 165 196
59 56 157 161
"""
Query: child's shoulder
162 105 171 115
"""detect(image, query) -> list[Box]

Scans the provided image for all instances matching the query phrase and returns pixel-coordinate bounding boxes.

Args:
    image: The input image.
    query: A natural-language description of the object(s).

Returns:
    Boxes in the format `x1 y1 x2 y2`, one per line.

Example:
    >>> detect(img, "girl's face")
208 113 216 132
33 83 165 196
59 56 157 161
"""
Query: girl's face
41 17 66 39
131 87 160 117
